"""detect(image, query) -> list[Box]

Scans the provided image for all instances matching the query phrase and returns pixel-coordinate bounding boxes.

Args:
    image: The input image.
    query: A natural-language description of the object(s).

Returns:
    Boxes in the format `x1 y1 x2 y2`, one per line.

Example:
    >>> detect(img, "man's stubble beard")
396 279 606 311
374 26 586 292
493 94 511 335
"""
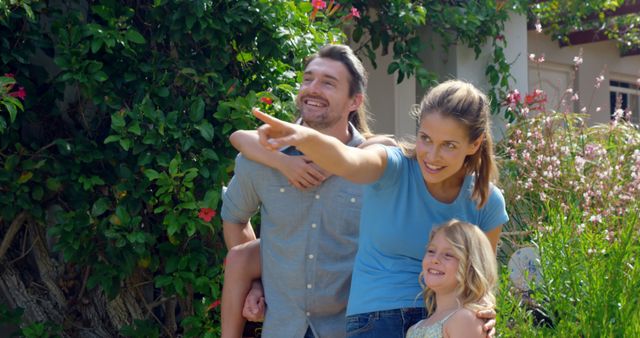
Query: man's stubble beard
296 100 342 131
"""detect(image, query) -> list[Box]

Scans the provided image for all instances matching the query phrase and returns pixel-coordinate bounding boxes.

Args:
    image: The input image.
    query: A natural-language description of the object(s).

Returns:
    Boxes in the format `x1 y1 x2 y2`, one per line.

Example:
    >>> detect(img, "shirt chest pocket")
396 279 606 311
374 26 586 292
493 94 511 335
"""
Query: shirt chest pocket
263 183 309 223
325 184 363 238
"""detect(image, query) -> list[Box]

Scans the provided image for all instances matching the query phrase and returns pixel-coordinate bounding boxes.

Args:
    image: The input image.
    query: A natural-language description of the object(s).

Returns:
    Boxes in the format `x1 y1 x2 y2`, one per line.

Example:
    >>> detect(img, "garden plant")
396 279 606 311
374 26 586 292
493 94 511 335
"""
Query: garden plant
495 55 640 336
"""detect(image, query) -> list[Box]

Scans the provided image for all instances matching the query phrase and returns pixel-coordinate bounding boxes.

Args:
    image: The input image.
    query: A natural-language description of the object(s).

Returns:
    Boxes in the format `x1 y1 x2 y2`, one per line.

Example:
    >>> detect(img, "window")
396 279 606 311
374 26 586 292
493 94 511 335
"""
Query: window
610 80 640 124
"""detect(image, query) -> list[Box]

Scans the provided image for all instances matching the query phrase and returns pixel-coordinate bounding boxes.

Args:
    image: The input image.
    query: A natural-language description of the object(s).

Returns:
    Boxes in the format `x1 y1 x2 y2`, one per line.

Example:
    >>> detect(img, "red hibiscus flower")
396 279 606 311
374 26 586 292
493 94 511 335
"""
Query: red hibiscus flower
198 207 216 222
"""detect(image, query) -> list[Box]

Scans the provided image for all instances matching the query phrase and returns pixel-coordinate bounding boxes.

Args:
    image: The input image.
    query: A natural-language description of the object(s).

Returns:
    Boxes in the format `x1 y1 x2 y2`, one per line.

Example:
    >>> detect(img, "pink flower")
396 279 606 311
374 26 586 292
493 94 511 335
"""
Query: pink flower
312 0 326 9
310 0 326 21
4 73 14 78
260 97 273 105
505 89 521 106
8 86 26 100
350 7 360 18
198 207 216 222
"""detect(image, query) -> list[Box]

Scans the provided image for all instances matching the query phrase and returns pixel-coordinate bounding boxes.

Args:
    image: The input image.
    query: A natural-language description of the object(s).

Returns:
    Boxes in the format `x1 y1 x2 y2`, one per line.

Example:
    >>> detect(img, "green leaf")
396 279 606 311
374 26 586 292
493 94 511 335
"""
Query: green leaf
94 71 108 82
125 29 146 44
119 138 131 151
180 68 196 75
144 169 161 181
156 87 169 97
165 256 179 273
387 61 400 75
92 198 111 217
169 156 180 176
178 201 197 210
111 114 126 129
203 189 220 208
18 171 33 184
91 38 103 53
6 102 17 123
104 135 120 144
196 121 214 142
46 178 62 191
128 121 142 135
236 52 254 63
202 148 219 161
189 97 205 122
32 186 44 201
186 222 196 236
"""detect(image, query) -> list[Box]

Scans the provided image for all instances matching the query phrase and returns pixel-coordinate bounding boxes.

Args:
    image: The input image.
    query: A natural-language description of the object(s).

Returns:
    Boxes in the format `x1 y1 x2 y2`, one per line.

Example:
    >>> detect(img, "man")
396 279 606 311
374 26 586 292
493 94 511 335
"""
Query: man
221 44 371 338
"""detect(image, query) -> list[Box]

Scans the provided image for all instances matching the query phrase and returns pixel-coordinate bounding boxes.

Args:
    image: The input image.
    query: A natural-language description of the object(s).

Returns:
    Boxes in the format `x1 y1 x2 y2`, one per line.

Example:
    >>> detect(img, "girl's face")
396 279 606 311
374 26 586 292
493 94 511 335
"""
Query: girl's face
415 112 483 185
422 231 460 293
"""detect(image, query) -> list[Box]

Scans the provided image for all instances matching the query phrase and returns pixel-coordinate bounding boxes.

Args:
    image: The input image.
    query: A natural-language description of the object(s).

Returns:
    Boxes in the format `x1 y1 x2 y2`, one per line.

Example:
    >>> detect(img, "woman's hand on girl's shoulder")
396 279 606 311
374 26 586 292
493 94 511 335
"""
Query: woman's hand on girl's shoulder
444 308 485 338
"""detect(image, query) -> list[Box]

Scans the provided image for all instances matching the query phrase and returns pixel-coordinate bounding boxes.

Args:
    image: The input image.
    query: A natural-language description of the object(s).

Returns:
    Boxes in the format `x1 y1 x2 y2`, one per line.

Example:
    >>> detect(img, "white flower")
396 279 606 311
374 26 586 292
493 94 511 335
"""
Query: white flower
573 56 583 65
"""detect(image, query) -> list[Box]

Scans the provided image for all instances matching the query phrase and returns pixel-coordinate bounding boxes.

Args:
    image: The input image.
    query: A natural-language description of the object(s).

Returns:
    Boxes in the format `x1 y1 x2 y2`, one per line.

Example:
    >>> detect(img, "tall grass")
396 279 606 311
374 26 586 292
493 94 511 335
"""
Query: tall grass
496 107 640 336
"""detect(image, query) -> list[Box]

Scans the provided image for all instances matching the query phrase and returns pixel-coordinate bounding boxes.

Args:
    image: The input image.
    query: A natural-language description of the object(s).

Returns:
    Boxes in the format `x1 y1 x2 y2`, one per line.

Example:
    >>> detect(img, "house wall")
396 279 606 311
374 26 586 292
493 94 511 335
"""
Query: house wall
527 31 640 124
362 12 529 141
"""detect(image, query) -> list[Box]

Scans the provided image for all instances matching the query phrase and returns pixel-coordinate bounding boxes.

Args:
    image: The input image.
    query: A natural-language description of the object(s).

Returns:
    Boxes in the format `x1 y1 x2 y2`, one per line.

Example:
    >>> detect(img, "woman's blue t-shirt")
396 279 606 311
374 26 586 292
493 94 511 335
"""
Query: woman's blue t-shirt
346 146 509 316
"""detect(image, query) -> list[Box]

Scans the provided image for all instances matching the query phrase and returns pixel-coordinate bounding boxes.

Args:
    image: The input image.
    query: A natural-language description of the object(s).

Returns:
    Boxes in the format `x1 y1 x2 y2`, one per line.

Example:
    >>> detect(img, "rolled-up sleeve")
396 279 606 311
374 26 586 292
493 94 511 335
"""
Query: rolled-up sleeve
221 154 261 224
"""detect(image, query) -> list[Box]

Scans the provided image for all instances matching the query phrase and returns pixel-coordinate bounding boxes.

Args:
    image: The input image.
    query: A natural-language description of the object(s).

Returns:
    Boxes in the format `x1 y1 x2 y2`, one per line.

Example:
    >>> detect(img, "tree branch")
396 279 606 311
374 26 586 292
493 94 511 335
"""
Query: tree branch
0 211 28 261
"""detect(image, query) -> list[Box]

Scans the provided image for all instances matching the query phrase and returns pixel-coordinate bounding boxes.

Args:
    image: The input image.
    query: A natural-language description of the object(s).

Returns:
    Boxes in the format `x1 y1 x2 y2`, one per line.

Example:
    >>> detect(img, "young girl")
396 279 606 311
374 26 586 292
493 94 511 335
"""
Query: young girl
405 219 498 338
253 79 506 337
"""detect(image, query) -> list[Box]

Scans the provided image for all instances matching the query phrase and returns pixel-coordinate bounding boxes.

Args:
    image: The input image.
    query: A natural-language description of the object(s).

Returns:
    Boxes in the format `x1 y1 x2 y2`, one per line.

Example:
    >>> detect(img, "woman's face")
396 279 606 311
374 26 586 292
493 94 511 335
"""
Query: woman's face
415 112 482 185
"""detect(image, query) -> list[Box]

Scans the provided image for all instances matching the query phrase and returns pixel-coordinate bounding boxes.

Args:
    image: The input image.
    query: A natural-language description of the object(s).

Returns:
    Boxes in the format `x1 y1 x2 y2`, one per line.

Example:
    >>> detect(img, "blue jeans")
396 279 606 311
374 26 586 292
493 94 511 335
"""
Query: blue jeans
346 308 427 338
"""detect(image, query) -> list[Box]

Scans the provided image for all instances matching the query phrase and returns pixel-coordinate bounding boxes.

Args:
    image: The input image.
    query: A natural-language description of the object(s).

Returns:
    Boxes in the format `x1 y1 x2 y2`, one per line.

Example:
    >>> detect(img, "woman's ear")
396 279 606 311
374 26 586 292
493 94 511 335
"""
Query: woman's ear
467 135 484 156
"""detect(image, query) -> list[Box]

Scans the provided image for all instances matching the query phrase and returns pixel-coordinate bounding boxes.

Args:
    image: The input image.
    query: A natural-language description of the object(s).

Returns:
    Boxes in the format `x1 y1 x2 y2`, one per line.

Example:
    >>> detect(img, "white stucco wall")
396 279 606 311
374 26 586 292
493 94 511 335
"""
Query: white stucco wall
528 31 640 124
359 49 417 139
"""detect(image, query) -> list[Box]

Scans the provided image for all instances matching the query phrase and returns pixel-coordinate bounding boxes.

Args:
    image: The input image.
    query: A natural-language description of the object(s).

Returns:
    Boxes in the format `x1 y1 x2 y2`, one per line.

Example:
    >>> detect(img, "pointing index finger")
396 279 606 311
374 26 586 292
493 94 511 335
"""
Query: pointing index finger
252 108 285 127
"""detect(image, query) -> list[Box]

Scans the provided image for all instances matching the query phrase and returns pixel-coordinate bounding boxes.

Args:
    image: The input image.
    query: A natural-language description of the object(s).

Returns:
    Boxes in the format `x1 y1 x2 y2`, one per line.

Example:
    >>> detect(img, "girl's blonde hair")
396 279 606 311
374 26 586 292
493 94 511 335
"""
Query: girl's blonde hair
420 219 498 315
401 80 498 208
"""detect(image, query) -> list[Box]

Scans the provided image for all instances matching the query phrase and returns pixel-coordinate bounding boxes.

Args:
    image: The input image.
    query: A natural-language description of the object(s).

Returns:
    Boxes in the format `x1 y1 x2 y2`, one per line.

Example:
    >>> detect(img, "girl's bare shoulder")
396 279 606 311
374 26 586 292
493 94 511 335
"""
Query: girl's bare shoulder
444 308 484 338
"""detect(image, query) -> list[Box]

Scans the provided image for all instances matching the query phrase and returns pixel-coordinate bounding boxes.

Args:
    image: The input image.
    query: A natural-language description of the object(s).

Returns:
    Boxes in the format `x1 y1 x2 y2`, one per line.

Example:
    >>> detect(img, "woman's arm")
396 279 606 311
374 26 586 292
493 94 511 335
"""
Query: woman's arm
230 130 328 189
253 109 387 184
484 225 503 253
